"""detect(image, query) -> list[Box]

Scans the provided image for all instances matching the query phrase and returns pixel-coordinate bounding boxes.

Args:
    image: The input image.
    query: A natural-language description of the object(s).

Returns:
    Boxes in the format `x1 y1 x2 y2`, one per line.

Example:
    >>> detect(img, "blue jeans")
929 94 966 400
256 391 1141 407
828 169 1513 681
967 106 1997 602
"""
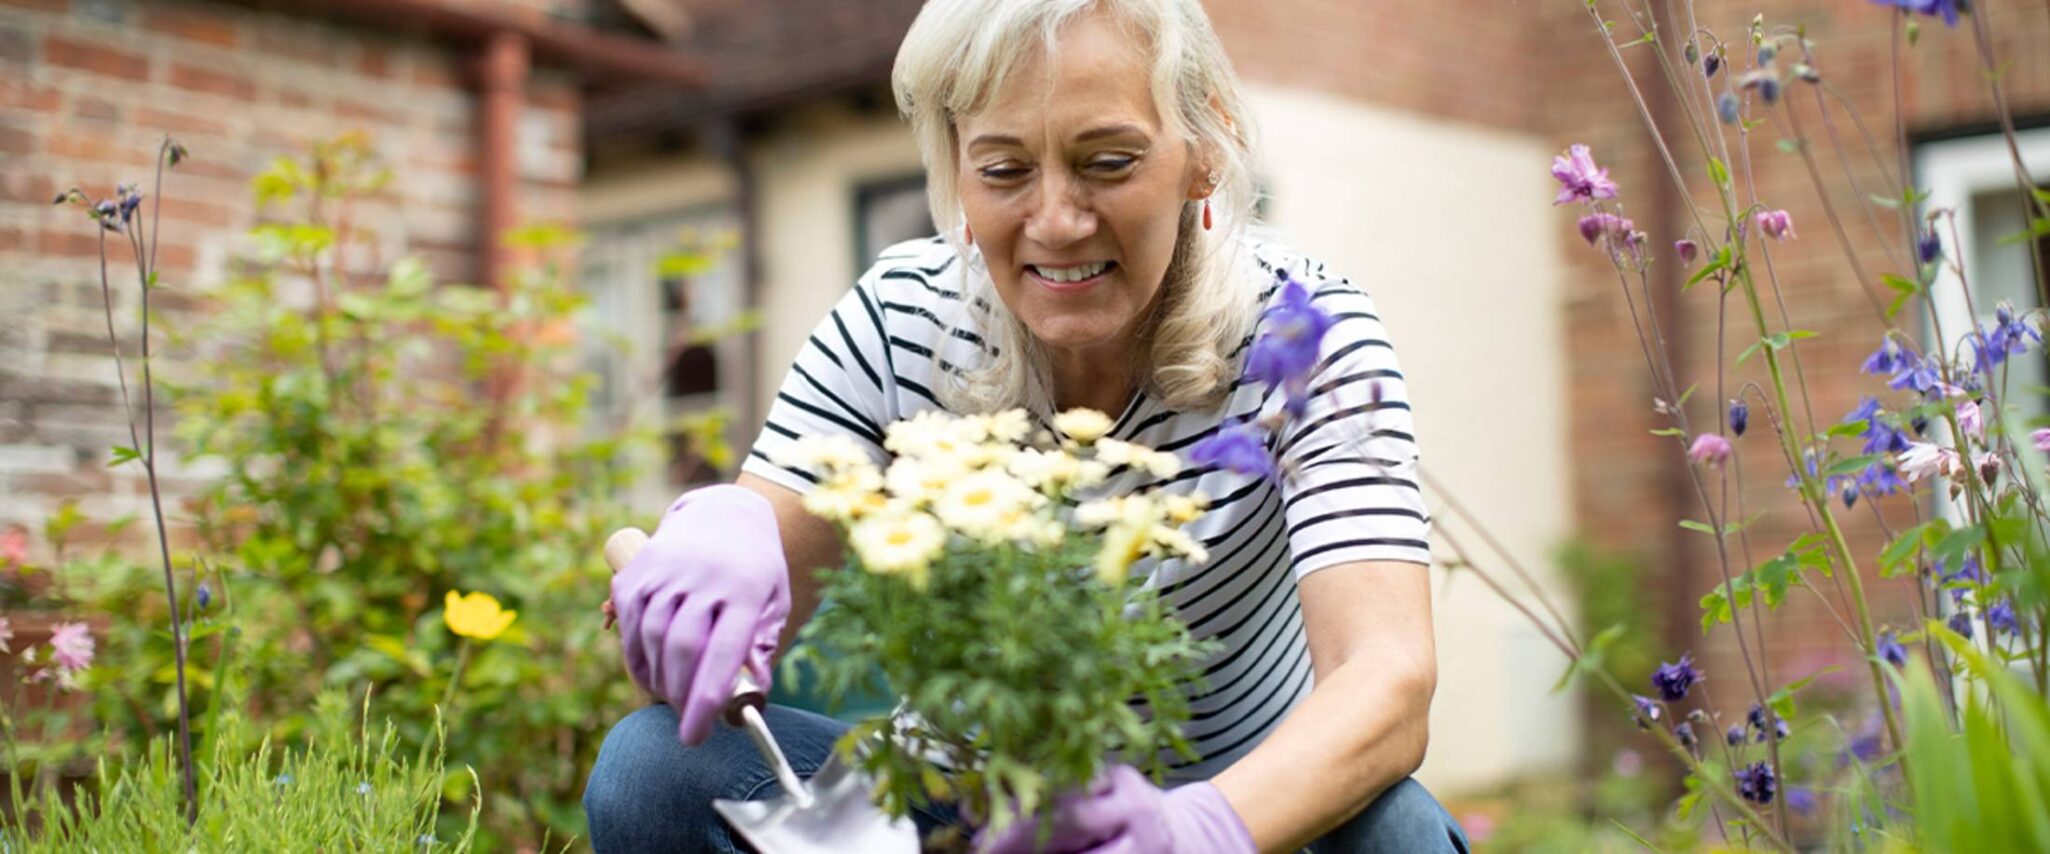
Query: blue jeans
584 704 1468 853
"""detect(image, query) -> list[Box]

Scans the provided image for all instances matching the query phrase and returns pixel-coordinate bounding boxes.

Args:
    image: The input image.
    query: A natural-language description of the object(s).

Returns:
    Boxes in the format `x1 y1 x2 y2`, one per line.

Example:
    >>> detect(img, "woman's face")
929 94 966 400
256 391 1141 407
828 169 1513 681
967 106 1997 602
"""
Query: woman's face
955 11 1209 361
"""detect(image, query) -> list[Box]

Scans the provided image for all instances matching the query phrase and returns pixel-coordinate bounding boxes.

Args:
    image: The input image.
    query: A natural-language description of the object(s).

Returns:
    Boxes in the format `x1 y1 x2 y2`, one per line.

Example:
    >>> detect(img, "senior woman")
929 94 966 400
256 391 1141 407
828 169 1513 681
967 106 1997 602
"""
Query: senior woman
583 1 1466 851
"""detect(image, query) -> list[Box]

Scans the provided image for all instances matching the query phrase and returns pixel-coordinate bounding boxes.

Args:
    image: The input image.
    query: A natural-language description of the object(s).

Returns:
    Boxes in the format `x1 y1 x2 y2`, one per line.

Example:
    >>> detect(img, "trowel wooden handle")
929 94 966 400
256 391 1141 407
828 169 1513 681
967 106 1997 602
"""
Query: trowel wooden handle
604 527 768 727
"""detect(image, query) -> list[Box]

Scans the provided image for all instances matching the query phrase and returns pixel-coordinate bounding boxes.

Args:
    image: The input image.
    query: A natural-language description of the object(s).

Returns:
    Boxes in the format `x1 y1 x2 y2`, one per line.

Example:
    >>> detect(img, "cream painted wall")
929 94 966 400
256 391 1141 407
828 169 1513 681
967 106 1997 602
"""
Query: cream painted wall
1245 82 1579 794
747 106 928 410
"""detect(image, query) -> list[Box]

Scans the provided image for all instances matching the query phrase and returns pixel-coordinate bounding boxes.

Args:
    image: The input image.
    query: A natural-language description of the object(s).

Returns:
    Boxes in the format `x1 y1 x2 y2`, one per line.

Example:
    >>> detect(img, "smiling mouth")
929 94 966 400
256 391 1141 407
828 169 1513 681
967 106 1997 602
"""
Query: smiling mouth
1026 261 1117 289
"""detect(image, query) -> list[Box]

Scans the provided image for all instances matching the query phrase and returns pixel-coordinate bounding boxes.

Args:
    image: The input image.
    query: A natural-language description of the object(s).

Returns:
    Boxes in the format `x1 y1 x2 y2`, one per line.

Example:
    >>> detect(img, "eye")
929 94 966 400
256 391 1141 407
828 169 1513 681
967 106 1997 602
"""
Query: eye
978 164 1029 181
1088 156 1137 174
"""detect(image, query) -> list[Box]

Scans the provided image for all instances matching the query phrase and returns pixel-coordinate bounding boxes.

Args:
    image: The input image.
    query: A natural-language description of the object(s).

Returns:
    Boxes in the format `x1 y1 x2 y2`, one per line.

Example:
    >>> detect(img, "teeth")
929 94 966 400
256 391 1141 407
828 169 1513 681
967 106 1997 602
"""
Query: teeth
1033 261 1109 283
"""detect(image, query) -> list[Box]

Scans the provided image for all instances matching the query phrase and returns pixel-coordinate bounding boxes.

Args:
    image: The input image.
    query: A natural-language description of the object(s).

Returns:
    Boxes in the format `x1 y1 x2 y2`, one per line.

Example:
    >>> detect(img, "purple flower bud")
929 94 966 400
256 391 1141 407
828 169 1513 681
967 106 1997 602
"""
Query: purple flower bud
1947 610 1975 640
1736 761 1778 804
1704 54 1722 78
1675 239 1700 264
1631 694 1663 729
1728 399 1749 436
1674 721 1698 748
1726 724 1747 747
1918 230 1943 264
1877 630 1908 667
196 581 212 611
1758 76 1782 104
1757 44 1778 64
1717 92 1740 125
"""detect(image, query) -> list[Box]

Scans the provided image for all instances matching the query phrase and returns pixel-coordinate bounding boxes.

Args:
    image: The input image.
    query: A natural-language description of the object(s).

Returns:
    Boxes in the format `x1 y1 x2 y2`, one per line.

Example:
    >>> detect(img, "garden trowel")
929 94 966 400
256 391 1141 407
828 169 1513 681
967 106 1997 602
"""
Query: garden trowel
604 528 920 854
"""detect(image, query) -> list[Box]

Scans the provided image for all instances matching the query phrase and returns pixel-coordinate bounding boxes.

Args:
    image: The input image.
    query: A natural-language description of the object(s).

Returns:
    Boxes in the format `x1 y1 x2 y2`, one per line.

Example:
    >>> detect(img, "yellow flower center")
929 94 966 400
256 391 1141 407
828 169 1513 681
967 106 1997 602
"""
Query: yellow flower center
887 528 915 546
964 489 992 507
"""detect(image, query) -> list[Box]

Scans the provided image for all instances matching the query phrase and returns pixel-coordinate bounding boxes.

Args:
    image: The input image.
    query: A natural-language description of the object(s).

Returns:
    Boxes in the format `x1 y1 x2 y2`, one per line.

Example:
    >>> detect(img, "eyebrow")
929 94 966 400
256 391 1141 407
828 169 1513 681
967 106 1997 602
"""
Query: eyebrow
967 123 1149 150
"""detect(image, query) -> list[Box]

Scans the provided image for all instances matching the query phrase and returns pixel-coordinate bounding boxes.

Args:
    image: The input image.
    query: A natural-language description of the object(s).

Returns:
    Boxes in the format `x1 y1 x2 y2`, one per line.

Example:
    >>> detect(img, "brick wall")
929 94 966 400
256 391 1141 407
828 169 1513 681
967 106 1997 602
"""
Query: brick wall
1535 0 2050 712
1207 0 1545 135
0 0 582 554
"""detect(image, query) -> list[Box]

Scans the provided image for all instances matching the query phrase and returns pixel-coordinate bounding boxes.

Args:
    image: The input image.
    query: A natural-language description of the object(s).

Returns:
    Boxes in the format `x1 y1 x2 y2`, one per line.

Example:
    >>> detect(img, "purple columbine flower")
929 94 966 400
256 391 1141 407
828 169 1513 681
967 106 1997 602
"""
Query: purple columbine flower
1857 462 1907 498
1786 786 1818 816
1551 144 1619 206
1870 0 1963 28
1675 239 1700 264
1688 433 1733 466
1189 422 1275 479
1844 397 1910 455
1860 337 1911 375
1918 230 1943 264
1755 209 1797 241
1631 694 1663 729
1729 398 1749 436
1988 600 2020 635
1877 630 1909 667
1887 356 1942 397
1245 272 1333 417
1652 653 1702 702
1736 761 1779 804
1947 610 1975 640
1748 703 1790 743
1726 724 1747 747
1980 304 2040 371
1716 92 1740 125
1849 731 1884 762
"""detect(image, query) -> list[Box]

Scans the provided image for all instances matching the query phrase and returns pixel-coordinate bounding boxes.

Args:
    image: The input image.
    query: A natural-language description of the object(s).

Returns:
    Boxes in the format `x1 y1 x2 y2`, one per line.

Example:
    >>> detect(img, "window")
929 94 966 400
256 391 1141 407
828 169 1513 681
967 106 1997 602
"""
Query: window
853 174 934 271
579 207 750 507
1916 126 2050 415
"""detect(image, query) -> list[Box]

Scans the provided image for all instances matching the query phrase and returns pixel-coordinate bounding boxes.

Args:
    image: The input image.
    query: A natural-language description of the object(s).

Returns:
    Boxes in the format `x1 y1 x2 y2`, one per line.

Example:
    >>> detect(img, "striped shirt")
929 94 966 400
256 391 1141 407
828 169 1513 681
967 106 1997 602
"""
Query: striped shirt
741 231 1429 781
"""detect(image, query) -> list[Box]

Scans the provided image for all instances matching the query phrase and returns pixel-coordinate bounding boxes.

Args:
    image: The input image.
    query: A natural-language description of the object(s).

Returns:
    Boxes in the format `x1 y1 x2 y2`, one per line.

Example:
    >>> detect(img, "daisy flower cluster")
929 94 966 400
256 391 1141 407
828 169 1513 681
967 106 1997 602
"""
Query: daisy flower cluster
777 407 1209 589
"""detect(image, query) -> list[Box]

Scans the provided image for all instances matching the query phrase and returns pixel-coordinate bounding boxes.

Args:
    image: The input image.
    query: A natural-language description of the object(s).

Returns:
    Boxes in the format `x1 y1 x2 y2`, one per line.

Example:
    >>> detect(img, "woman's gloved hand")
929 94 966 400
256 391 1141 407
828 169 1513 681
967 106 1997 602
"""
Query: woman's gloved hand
973 765 1256 854
611 484 791 746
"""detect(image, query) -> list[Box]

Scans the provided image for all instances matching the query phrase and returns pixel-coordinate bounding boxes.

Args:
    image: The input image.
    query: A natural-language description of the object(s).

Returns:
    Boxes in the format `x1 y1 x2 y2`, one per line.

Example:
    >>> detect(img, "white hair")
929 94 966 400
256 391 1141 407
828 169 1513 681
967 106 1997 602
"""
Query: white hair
891 0 1261 415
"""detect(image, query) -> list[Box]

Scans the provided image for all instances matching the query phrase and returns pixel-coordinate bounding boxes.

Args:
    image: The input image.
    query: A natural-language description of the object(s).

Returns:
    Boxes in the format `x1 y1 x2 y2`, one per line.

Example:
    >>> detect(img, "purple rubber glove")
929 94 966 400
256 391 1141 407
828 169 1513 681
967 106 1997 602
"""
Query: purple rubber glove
611 484 790 746
974 765 1256 854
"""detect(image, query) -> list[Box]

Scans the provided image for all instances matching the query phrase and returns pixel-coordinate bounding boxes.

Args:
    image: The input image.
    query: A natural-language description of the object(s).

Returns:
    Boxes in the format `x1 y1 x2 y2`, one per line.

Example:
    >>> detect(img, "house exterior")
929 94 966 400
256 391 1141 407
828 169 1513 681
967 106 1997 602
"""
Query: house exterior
5 0 2048 805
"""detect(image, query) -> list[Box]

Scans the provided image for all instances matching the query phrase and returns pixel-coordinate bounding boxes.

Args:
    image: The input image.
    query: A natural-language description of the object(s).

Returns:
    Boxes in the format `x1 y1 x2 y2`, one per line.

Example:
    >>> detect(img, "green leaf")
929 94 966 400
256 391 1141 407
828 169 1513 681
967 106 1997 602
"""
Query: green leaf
1680 520 1719 535
1776 138 1800 154
1651 427 1687 437
1552 623 1626 693
1826 454 1882 476
108 445 142 467
1765 667 1840 719
1995 217 2050 246
1708 157 1730 187
1881 519 1946 577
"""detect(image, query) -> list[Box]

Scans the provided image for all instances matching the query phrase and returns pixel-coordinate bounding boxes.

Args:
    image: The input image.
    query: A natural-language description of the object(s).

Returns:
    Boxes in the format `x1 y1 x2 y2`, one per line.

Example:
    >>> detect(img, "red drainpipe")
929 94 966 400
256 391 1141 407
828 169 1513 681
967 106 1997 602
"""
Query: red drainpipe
476 30 529 294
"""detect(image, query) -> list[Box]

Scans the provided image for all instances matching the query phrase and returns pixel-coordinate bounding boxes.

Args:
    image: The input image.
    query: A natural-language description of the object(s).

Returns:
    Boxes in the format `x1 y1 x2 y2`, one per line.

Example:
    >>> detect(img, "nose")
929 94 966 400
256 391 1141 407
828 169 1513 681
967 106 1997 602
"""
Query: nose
1022 170 1096 249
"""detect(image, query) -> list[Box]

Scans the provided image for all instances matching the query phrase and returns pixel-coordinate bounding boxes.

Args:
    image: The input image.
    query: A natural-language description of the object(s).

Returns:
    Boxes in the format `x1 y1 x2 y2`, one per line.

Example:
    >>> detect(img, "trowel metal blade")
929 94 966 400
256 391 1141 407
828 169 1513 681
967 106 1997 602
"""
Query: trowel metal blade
711 752 920 854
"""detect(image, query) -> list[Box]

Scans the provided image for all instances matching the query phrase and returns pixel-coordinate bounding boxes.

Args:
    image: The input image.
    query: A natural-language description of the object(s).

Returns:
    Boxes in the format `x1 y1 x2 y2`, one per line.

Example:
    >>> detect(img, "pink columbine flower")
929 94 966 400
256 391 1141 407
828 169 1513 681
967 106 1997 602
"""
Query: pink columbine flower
1675 239 1700 265
1957 399 1984 440
1552 144 1619 206
48 622 94 672
1755 209 1796 241
0 527 25 567
1577 213 1635 249
2032 427 2050 452
1975 451 2001 484
1898 442 1961 482
1688 433 1733 466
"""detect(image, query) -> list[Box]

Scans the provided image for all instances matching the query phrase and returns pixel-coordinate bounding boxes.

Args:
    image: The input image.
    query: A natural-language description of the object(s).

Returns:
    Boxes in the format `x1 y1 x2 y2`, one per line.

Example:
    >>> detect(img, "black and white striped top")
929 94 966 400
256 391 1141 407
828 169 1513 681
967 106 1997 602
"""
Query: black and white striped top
741 231 1430 781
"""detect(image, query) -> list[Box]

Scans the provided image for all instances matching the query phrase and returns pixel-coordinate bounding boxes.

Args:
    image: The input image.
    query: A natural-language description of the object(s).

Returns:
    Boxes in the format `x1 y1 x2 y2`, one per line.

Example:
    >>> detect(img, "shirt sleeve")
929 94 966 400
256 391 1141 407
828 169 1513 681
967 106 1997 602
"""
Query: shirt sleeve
740 279 897 495
1274 284 1432 577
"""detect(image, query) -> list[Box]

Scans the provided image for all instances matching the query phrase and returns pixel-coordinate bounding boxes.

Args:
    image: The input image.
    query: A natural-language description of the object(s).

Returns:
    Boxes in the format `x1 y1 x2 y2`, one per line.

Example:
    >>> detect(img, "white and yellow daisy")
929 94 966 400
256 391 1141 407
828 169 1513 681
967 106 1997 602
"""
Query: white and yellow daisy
850 508 946 588
1163 492 1210 525
802 466 886 522
1054 408 1113 443
932 468 1041 541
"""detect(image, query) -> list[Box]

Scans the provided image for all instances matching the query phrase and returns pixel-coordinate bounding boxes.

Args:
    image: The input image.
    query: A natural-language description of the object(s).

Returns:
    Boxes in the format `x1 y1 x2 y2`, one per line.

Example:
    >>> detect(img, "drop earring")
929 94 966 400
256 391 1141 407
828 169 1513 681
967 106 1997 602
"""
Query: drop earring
1202 198 1212 231
964 221 973 244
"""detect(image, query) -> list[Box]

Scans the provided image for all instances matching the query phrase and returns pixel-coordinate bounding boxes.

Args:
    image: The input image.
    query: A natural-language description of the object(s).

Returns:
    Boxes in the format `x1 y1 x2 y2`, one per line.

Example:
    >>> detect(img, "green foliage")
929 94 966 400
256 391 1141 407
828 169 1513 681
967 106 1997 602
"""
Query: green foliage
790 538 1215 840
61 134 667 848
1902 627 2050 852
7 694 477 852
1699 533 1829 632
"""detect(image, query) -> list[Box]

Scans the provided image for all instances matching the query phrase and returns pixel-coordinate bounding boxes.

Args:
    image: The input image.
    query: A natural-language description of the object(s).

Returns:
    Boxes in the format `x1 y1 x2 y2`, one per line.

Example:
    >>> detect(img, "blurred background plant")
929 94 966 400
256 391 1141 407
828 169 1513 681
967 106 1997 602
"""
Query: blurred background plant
0 132 736 848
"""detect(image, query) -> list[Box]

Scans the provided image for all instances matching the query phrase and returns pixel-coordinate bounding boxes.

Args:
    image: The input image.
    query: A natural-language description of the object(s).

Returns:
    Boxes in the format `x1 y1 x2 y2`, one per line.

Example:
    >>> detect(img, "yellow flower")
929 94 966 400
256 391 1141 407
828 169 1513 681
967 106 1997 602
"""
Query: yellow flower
850 509 946 589
1054 408 1113 443
1163 492 1210 525
933 468 1041 541
803 465 886 523
444 590 516 641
